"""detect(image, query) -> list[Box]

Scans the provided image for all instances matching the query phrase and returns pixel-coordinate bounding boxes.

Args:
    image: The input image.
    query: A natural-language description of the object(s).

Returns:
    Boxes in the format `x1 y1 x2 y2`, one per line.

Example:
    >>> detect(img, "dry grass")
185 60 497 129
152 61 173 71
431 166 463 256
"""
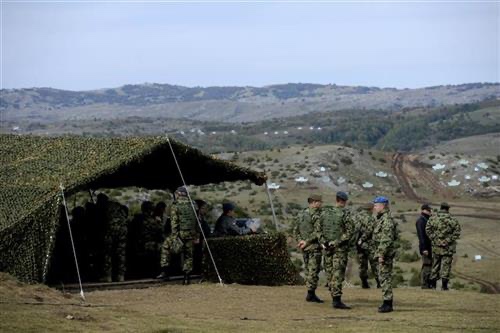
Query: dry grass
1 272 499 333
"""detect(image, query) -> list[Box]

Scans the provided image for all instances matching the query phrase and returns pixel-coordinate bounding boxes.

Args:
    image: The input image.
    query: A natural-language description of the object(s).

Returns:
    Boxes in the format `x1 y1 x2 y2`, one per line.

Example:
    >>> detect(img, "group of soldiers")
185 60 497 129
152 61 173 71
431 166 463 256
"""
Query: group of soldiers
292 191 398 313
59 186 256 285
416 202 461 291
293 191 462 314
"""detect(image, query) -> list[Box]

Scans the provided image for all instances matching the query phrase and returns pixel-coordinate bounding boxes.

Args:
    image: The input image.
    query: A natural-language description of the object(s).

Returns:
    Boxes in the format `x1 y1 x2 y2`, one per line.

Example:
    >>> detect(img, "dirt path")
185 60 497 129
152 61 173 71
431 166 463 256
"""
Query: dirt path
454 271 500 294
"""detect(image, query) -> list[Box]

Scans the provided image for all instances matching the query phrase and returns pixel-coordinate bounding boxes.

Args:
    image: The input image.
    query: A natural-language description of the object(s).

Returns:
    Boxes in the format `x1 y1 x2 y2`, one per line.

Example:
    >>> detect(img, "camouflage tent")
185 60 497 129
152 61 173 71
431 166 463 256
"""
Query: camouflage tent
0 134 266 283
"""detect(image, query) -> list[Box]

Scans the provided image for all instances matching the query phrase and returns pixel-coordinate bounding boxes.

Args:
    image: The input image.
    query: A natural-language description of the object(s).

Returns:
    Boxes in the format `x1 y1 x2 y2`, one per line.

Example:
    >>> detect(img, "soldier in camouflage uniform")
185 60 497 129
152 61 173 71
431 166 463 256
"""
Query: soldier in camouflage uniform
372 196 399 313
354 203 380 289
98 193 129 283
158 186 200 285
425 202 461 291
293 194 323 303
321 191 355 310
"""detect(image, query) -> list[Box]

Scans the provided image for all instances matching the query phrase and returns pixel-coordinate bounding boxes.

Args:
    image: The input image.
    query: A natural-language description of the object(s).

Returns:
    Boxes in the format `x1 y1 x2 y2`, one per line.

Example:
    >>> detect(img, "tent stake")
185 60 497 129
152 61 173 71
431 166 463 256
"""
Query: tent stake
59 184 86 302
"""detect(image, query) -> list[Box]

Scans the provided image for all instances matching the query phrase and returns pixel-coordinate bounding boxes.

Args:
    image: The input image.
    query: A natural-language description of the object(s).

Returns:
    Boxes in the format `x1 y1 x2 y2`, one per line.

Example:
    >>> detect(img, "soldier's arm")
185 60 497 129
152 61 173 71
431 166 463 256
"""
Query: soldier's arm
376 218 395 258
290 214 301 241
450 218 461 242
339 210 355 245
425 219 435 242
305 211 322 246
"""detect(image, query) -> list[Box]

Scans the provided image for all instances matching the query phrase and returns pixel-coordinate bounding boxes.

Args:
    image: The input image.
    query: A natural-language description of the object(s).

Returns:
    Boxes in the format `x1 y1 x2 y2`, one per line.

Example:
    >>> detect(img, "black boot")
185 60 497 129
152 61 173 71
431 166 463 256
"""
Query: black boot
306 289 324 303
378 300 393 313
183 273 191 285
361 278 370 289
332 296 351 309
441 279 449 291
428 279 437 289
156 267 169 281
375 278 381 289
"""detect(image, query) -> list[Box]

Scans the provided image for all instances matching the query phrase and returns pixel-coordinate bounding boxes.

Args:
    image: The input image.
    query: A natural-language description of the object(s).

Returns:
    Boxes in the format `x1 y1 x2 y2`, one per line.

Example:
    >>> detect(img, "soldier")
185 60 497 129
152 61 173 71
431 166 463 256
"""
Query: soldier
292 194 324 303
157 186 200 285
214 203 255 236
97 193 129 283
416 203 433 289
354 203 380 289
321 191 355 310
425 202 461 291
372 196 399 313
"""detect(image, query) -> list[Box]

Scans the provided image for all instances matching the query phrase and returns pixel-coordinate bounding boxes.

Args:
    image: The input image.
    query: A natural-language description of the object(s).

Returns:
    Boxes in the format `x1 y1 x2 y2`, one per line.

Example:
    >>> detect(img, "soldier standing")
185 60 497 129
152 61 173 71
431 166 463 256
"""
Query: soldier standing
372 196 399 313
425 202 461 291
98 193 128 283
321 191 354 310
354 203 380 289
293 194 323 303
158 187 200 285
416 203 433 289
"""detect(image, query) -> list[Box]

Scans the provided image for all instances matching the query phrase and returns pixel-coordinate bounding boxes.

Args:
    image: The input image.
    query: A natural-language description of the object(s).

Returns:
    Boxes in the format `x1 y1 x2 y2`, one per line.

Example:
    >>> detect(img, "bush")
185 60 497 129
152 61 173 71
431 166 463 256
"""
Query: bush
399 251 420 263
408 270 421 287
340 156 353 165
392 273 405 287
203 233 301 285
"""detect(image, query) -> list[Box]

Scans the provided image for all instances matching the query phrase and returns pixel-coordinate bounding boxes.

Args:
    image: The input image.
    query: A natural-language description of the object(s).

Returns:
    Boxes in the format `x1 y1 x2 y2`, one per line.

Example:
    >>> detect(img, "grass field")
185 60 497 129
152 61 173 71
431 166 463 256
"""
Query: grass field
1 272 499 333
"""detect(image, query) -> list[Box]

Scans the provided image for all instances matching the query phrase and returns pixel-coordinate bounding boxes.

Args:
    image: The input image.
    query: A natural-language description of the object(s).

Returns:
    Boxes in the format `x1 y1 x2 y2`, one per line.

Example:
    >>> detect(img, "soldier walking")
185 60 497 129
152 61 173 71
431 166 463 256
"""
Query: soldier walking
293 194 324 303
416 203 433 289
321 191 354 310
157 186 200 285
425 202 461 291
354 203 380 289
372 196 399 313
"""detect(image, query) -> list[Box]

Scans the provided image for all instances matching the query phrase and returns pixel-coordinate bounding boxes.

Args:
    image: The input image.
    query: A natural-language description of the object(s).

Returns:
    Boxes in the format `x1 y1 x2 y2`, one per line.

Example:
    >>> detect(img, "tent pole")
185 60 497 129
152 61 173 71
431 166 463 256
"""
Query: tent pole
59 184 86 302
165 136 224 286
264 182 279 230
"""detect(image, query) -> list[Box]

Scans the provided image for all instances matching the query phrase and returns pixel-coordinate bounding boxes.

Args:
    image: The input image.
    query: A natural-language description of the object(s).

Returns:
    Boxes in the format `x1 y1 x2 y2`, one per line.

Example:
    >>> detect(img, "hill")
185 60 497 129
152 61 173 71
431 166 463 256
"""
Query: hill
2 82 499 124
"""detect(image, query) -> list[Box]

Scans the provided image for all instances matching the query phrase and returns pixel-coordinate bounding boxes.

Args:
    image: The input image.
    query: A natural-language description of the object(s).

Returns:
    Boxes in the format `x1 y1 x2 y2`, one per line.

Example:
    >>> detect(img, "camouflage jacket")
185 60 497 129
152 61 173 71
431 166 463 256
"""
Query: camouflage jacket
372 209 399 259
292 207 322 252
425 210 461 255
354 210 375 251
104 201 128 232
171 197 199 240
320 206 355 251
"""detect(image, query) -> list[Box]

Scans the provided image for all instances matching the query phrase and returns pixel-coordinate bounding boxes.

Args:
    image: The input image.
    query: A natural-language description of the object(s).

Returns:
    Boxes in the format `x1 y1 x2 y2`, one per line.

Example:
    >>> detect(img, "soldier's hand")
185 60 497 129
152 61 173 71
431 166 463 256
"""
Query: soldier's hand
298 240 306 249
423 250 429 256
378 256 384 264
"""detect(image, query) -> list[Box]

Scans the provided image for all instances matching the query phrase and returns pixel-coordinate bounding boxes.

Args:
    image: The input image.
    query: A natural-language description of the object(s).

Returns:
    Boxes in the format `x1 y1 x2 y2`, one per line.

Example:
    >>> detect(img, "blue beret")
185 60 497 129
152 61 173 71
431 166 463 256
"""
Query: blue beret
336 191 349 201
373 196 389 204
223 202 235 211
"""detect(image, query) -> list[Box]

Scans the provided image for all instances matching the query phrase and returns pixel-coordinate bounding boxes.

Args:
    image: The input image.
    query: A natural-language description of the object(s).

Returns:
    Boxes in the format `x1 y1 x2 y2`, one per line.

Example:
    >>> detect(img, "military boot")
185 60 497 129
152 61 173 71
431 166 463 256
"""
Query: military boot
378 300 393 313
183 273 191 285
332 296 351 309
306 289 324 303
441 279 449 291
427 278 436 289
361 278 370 289
156 267 170 281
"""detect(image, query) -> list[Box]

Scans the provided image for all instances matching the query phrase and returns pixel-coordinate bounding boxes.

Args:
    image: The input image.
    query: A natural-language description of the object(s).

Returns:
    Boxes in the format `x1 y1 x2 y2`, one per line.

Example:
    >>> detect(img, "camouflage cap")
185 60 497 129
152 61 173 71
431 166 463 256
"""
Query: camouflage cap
308 194 323 202
440 202 450 209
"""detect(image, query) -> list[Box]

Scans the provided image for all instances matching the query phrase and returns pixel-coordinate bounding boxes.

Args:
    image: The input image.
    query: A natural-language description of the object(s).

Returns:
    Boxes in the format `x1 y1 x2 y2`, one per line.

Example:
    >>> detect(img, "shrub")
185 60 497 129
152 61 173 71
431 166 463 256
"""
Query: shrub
408 270 421 286
399 251 420 263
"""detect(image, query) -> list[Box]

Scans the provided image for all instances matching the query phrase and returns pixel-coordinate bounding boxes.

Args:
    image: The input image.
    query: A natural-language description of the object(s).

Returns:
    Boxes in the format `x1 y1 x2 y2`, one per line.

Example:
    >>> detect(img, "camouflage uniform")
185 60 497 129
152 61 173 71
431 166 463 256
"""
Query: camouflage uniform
292 207 322 290
321 206 355 298
372 209 399 301
426 210 461 282
102 201 128 282
354 210 378 284
160 196 199 273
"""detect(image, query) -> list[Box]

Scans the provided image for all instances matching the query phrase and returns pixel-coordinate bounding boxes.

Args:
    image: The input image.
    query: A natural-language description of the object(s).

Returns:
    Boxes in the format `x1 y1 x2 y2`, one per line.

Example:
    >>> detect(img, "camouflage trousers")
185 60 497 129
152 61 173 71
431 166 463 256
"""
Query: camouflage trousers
160 236 195 273
378 256 394 301
303 249 322 290
357 248 378 280
431 253 453 280
324 250 349 297
102 224 127 282
420 253 432 286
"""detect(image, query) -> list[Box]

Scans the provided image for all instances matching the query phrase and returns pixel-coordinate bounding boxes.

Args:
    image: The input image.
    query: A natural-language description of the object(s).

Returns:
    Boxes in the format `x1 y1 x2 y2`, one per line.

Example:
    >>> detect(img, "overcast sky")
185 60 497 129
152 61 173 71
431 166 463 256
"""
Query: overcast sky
1 1 499 90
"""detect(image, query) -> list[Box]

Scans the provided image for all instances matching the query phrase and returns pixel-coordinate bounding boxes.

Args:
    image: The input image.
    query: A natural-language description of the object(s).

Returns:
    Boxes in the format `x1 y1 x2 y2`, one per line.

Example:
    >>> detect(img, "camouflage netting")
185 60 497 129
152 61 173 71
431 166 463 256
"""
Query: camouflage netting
0 134 266 283
203 233 302 286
